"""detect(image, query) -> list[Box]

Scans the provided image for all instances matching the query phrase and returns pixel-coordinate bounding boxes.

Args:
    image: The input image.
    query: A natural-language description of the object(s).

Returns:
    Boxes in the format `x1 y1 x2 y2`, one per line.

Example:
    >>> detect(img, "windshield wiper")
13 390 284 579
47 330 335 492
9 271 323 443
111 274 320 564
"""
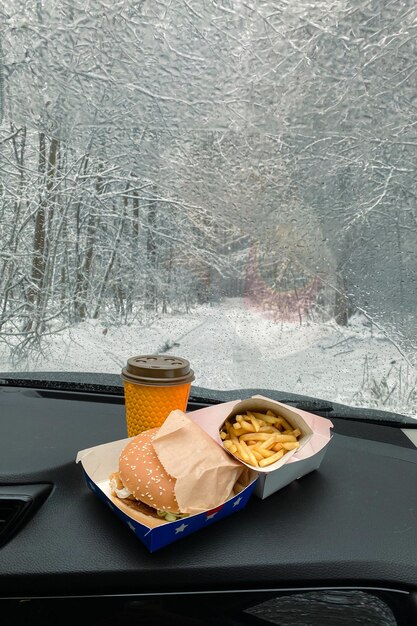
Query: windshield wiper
189 391 334 414
0 372 124 396
188 387 417 427
0 372 416 427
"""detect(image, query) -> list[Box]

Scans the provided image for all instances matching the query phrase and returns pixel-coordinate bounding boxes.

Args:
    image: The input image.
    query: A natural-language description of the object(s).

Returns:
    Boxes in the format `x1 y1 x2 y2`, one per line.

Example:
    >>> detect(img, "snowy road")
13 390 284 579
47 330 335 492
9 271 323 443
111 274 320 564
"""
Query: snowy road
1 299 416 416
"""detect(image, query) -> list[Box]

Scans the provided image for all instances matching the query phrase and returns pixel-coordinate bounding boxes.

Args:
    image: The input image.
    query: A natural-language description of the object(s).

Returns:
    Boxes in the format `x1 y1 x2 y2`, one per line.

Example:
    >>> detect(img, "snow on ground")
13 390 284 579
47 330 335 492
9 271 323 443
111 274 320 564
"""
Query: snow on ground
1 298 416 417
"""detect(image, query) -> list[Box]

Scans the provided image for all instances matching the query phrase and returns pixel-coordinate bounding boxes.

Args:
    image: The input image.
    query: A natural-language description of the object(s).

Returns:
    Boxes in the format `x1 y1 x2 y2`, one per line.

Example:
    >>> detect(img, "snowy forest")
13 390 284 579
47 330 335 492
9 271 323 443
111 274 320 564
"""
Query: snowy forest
1 0 417 394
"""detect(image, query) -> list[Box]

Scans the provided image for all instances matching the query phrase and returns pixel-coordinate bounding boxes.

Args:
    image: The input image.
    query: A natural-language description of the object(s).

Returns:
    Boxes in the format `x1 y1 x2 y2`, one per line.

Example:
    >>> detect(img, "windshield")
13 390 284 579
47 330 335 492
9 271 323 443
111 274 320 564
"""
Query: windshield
1 1 416 417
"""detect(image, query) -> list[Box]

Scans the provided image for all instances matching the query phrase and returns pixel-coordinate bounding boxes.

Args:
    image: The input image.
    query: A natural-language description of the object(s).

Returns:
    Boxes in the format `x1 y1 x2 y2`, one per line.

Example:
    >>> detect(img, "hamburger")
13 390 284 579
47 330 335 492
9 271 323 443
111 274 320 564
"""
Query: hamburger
109 428 187 527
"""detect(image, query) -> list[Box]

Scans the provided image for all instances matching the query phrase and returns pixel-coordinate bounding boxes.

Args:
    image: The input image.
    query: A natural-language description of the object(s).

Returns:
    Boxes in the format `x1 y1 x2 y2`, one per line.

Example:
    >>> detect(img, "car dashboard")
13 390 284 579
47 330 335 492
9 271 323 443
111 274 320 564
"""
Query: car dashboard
1 380 417 625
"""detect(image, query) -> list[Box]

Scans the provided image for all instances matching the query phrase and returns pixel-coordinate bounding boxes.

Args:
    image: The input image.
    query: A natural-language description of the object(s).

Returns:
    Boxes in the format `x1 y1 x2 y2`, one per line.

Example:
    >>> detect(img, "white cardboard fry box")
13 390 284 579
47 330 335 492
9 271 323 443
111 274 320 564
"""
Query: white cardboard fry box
257 396 333 498
76 437 257 553
189 396 333 500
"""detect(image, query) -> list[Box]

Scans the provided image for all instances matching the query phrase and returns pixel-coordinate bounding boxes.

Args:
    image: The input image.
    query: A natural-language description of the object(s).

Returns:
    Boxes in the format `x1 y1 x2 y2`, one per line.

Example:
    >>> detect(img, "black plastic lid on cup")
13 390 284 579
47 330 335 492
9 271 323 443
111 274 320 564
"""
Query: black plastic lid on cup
121 355 195 387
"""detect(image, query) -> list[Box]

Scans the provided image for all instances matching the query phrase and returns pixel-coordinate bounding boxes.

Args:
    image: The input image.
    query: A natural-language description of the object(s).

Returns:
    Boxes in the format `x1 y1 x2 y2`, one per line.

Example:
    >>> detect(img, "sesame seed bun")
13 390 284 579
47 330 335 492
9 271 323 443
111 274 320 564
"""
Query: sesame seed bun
116 428 180 515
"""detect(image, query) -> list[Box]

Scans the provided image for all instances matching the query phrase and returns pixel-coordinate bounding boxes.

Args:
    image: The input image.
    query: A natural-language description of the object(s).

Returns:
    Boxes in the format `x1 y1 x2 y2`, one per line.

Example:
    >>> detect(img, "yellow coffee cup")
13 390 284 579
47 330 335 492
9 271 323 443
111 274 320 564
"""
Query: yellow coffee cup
121 355 195 437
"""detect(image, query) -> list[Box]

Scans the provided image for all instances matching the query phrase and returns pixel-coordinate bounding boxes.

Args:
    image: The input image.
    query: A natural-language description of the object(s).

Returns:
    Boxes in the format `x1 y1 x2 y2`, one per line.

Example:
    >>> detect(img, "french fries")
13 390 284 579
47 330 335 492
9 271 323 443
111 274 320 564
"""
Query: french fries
220 408 301 469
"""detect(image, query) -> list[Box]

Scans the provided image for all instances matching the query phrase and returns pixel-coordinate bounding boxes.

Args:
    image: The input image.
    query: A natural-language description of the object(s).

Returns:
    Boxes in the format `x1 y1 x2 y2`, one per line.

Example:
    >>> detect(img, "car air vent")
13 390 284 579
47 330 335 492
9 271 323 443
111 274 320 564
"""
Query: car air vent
0 484 52 548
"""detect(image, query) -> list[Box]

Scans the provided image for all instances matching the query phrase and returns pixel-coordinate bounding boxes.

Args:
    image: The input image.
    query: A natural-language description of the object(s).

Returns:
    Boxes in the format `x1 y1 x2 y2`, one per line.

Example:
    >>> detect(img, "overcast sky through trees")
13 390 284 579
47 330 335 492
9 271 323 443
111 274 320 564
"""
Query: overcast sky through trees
1 0 416 384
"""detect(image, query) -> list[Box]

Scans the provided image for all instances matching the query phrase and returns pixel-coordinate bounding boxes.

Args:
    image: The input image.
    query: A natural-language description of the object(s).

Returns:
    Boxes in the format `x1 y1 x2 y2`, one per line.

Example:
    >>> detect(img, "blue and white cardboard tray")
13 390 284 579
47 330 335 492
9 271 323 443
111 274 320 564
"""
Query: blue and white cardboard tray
76 410 258 553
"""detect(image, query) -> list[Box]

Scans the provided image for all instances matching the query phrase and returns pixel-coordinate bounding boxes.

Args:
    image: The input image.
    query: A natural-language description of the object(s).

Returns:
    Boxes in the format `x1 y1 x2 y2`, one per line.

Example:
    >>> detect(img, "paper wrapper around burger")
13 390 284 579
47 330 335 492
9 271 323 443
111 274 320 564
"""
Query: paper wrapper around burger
152 410 246 515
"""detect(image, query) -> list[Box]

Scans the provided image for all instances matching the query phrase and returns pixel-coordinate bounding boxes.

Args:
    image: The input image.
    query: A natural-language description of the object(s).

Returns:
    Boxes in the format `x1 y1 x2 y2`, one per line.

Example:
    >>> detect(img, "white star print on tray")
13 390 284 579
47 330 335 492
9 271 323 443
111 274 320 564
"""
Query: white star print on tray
127 522 136 532
206 512 218 520
233 496 242 507
175 523 188 534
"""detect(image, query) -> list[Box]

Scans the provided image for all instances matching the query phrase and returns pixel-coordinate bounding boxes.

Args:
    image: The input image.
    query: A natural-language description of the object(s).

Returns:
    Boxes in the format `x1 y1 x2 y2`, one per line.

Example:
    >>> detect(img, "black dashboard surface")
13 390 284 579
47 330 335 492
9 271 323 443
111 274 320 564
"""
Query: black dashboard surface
1 385 417 598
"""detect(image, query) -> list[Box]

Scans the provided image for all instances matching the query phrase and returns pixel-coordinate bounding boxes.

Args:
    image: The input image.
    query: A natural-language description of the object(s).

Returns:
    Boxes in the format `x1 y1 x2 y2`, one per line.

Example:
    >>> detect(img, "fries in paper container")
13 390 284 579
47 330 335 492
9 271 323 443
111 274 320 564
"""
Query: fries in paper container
189 396 333 499
219 397 313 471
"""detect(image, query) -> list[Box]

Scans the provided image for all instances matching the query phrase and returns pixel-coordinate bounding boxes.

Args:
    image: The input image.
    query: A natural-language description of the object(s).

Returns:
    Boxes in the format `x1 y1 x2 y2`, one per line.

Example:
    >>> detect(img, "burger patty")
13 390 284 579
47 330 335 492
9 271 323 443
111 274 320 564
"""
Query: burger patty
113 494 161 519
109 471 161 518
